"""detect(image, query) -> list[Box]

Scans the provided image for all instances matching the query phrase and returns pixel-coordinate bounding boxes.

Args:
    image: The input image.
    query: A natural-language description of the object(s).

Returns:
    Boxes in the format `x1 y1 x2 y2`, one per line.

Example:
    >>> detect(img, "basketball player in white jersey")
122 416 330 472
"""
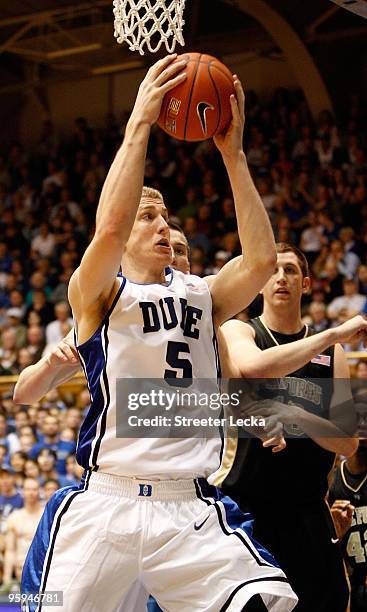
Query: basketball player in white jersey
21 55 298 611
15 223 284 612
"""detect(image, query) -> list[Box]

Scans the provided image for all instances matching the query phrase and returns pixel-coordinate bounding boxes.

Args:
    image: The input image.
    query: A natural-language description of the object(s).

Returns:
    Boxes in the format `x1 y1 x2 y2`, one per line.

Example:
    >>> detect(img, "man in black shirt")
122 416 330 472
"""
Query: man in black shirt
329 436 367 612
219 242 366 611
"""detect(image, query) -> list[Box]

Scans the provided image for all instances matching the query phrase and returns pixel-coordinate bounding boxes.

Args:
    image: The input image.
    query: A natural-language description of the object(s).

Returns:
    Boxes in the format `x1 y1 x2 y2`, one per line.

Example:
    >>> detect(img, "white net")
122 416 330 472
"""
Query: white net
113 0 186 55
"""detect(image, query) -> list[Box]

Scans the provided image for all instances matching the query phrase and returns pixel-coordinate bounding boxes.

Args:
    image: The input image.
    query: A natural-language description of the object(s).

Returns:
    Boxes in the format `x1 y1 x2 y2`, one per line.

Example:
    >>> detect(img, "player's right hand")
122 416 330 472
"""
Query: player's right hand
131 54 187 126
46 335 79 367
330 499 354 539
334 314 367 346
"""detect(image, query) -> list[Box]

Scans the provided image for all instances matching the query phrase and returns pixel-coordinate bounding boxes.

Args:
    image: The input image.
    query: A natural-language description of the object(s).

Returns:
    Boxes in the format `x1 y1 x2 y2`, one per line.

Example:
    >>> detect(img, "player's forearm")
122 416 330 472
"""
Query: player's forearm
224 152 276 271
13 358 55 404
305 436 357 457
295 410 358 456
14 358 80 404
240 328 336 377
95 118 151 238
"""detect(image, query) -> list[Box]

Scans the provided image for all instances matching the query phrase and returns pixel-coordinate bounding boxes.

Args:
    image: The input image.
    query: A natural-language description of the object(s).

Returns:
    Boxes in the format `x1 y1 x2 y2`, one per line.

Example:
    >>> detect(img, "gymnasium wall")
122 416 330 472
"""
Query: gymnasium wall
18 52 298 145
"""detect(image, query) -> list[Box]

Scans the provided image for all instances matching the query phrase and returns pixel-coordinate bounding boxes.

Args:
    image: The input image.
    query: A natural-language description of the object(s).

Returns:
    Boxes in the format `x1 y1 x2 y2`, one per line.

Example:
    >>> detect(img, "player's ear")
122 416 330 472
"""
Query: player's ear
302 276 311 294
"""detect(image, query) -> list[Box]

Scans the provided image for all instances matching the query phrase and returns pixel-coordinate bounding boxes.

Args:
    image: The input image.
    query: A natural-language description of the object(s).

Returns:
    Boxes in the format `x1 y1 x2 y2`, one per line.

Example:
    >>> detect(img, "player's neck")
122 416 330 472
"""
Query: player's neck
346 454 367 474
121 259 167 284
262 303 303 335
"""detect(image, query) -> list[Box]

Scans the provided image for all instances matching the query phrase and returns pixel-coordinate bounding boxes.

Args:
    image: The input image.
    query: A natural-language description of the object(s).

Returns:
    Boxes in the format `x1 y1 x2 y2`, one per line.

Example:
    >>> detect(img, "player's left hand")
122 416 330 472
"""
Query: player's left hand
213 76 245 160
262 414 287 453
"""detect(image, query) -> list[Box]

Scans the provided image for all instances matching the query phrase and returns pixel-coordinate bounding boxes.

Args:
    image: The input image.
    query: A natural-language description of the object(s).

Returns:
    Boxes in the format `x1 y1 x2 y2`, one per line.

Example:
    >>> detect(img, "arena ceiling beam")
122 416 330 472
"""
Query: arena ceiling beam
229 0 333 118
0 1 111 29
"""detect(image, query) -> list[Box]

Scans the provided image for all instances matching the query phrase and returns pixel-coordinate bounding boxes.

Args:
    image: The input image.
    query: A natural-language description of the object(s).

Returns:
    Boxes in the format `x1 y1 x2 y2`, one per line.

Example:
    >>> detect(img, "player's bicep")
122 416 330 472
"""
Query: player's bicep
69 231 122 315
208 257 269 325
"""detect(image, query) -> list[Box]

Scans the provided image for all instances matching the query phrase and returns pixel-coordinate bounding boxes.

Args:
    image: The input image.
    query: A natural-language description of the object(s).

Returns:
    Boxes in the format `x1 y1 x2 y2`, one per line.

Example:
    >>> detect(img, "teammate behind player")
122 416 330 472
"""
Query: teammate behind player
219 243 365 611
21 56 297 612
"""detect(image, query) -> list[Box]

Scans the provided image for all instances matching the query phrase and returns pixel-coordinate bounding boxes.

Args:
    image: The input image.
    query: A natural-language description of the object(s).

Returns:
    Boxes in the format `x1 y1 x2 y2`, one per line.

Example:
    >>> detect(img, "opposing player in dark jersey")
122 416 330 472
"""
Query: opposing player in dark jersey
329 437 367 612
219 242 367 612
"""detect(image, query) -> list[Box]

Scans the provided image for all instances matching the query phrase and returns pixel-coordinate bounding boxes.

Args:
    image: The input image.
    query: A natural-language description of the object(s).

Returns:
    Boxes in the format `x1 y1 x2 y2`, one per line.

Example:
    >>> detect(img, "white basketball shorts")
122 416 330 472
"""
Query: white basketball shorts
21 471 297 611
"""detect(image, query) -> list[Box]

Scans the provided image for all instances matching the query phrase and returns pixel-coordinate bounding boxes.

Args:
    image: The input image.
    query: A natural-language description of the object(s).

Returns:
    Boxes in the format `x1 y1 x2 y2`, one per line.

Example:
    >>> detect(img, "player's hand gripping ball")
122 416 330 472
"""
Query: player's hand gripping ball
157 52 236 142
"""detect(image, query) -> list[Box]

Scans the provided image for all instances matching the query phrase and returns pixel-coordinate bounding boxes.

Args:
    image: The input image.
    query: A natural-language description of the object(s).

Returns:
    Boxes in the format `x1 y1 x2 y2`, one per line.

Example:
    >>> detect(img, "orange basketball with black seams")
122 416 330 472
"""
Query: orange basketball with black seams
157 52 235 142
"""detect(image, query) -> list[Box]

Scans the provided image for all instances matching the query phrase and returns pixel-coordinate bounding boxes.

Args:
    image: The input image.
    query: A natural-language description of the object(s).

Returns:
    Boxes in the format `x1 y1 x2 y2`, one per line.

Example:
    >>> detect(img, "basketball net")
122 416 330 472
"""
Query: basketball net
113 0 186 55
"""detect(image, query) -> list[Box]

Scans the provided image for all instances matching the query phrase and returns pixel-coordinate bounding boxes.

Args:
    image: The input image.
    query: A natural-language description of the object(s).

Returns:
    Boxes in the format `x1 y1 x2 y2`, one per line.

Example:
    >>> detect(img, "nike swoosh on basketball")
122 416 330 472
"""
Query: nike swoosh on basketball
194 515 210 531
331 538 339 544
197 102 215 136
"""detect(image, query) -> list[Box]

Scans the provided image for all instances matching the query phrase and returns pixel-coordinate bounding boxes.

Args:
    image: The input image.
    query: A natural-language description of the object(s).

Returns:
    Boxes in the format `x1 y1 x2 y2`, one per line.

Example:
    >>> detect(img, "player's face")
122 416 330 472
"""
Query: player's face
262 252 310 308
125 198 172 268
170 229 190 274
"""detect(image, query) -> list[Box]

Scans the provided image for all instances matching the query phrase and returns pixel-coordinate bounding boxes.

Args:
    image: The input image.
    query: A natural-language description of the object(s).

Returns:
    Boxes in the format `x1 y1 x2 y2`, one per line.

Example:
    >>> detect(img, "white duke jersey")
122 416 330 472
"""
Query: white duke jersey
76 268 221 479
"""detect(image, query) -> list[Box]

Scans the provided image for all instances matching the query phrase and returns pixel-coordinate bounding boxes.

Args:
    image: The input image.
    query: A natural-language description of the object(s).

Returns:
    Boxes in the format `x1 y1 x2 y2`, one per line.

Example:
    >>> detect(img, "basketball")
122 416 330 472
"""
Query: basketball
157 52 235 142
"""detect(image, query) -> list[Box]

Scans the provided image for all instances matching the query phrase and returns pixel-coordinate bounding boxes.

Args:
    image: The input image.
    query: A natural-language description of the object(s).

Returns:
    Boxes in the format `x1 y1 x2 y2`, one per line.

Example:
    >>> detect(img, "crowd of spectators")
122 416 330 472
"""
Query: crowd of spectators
0 86 366 590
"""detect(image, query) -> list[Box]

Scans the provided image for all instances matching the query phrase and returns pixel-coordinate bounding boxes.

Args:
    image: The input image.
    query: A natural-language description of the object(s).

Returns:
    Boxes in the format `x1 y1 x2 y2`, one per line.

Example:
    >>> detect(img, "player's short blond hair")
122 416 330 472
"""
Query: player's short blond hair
141 186 164 205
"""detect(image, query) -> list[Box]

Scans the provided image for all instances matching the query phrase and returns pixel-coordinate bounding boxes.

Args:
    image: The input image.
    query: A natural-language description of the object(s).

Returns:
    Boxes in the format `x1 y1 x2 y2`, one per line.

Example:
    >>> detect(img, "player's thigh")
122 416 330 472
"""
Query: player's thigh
143 494 296 611
113 581 150 612
38 490 140 611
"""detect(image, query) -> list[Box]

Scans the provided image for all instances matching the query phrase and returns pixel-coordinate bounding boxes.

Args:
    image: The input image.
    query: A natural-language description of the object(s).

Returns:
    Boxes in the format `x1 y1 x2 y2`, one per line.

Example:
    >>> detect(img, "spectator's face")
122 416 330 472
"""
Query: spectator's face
64 408 80 430
19 432 36 453
0 471 15 492
23 478 40 504
43 481 59 501
39 223 49 238
309 304 326 323
24 460 39 478
170 229 190 275
262 252 310 308
184 217 197 234
343 280 357 297
32 292 46 310
37 451 55 472
27 406 38 425
222 198 234 215
356 362 367 380
28 312 41 326
1 329 16 350
55 303 70 322
42 416 59 437
15 411 29 431
79 389 91 408
9 290 23 307
27 326 43 346
10 453 25 472
223 232 239 253
18 348 33 369
30 272 46 290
